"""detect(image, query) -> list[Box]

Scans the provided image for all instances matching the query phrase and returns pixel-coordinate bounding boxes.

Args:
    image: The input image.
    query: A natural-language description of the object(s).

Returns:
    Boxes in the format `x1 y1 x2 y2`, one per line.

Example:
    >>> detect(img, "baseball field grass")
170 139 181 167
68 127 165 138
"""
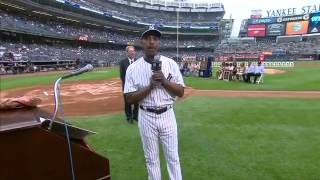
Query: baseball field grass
0 67 119 90
69 97 320 180
1 61 320 179
1 61 320 91
185 61 320 91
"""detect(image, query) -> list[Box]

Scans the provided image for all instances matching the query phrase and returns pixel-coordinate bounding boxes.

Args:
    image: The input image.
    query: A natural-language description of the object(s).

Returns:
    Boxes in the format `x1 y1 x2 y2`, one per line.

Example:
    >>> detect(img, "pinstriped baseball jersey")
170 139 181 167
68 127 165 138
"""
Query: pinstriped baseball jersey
124 55 184 180
124 55 185 107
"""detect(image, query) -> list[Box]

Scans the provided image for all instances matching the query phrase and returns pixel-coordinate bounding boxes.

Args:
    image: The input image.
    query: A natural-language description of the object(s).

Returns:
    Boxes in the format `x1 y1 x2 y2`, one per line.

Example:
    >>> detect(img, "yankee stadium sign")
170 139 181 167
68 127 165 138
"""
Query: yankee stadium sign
266 4 320 17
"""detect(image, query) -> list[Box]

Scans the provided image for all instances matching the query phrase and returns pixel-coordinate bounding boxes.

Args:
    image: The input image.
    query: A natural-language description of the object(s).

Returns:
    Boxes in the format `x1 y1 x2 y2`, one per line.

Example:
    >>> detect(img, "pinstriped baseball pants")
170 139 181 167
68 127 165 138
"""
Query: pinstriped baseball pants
138 108 182 180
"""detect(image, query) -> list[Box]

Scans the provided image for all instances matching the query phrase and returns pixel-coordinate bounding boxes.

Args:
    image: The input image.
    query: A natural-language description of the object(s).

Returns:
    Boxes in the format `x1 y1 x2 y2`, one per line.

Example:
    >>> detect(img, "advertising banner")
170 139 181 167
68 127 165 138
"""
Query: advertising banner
77 35 88 41
309 12 320 33
267 23 285 36
247 24 266 37
286 21 309 35
277 14 309 23
262 51 273 55
247 17 277 24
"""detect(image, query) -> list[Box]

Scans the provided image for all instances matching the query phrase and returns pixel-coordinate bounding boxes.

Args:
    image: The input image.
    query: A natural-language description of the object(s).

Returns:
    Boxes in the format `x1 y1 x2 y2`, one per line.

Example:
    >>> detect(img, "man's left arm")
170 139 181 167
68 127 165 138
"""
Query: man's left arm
162 79 184 97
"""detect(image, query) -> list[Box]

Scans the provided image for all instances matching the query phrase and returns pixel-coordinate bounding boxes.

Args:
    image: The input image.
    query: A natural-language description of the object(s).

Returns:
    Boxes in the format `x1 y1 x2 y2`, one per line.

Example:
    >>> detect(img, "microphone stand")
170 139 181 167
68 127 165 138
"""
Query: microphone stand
49 64 93 129
49 77 62 130
46 64 93 180
48 78 76 180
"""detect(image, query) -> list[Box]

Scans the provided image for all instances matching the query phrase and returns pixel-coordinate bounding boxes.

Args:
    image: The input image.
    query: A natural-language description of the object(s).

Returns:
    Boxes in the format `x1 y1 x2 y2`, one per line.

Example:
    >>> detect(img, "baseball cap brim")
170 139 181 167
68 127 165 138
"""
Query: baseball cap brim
141 29 161 39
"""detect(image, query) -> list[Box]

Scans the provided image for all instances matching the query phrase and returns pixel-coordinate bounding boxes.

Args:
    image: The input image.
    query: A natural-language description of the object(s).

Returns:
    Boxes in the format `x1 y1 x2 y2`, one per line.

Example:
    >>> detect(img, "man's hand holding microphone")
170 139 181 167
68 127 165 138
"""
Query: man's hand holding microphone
149 56 165 89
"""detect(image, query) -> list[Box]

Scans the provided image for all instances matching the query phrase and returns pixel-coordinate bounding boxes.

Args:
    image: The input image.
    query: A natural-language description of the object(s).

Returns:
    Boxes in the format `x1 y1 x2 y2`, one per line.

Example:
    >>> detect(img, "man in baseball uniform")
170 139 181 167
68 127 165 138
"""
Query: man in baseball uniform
124 28 184 180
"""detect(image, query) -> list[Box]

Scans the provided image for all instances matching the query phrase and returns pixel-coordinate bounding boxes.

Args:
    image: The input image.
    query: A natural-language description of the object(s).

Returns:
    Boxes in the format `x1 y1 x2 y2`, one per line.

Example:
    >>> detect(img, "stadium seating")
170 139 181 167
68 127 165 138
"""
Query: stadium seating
215 36 320 61
0 41 214 63
1 0 319 76
0 9 217 48
68 0 222 25
0 41 128 63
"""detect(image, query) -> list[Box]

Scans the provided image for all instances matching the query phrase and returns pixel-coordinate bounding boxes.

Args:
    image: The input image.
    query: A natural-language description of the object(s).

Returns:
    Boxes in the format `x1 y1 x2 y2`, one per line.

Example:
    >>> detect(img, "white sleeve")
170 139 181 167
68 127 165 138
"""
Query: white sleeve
171 61 185 87
124 66 137 94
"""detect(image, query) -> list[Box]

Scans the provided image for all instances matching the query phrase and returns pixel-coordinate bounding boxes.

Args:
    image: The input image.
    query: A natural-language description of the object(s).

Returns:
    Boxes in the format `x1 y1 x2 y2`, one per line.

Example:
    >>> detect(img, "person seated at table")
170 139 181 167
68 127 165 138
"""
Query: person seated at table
226 62 234 80
236 62 246 80
253 61 265 84
216 62 225 80
224 63 233 80
222 62 231 80
227 62 233 71
245 62 255 83
182 62 189 76
179 62 184 74
194 62 200 75
231 62 237 80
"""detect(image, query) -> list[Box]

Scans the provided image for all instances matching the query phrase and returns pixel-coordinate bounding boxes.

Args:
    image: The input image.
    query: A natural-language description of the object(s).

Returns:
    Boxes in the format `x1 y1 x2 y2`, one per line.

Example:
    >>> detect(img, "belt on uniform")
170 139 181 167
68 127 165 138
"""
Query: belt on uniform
139 105 172 114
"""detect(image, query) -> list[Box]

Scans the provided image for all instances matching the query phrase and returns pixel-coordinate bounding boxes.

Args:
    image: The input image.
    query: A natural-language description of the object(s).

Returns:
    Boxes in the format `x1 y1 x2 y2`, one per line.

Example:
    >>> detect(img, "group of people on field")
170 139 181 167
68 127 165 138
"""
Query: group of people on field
179 61 201 76
216 61 265 84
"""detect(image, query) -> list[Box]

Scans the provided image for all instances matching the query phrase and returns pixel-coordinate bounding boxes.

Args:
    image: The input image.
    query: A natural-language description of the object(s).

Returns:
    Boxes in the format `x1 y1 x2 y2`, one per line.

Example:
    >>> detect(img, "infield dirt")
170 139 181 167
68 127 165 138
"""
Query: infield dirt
1 78 320 116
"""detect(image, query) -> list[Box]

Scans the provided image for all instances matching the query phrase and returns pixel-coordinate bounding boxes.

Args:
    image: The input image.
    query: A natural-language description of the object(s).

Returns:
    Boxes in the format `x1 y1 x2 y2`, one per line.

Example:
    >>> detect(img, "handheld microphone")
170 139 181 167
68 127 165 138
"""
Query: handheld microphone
62 64 94 79
151 55 161 71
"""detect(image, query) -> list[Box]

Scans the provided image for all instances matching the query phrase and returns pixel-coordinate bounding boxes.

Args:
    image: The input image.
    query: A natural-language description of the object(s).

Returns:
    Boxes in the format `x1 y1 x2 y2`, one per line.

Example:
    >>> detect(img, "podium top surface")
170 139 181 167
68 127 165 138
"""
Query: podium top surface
0 107 47 133
0 108 96 139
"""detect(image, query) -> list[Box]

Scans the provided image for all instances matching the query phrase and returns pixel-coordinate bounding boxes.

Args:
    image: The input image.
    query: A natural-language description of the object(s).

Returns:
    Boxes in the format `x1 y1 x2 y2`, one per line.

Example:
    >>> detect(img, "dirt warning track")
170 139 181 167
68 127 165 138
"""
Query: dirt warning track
1 79 319 116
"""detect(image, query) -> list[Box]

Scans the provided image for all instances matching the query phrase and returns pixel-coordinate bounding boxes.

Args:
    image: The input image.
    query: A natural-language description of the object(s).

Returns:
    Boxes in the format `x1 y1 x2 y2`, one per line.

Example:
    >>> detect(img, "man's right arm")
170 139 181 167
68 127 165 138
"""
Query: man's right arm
124 65 156 105
125 84 153 105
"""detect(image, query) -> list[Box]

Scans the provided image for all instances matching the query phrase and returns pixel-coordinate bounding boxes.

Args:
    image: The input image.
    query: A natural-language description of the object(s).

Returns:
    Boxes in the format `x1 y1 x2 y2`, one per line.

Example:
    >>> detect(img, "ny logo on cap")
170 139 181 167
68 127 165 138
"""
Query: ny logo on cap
149 25 155 30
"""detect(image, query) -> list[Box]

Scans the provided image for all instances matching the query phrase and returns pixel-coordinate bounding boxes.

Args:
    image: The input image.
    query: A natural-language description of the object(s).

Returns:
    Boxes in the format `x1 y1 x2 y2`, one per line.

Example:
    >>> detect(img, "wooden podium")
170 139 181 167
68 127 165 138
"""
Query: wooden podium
0 108 111 180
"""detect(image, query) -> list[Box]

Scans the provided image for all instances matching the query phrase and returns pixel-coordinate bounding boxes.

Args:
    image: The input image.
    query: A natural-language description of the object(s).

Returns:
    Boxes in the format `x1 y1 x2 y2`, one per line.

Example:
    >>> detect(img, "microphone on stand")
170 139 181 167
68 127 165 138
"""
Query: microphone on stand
61 64 94 80
49 64 94 129
46 64 94 180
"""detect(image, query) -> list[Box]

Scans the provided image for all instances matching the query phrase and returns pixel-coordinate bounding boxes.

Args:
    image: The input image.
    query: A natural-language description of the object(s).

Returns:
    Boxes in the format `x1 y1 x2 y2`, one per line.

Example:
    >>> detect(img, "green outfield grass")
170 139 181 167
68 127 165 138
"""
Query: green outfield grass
1 61 320 91
0 67 119 90
70 97 320 180
185 61 320 91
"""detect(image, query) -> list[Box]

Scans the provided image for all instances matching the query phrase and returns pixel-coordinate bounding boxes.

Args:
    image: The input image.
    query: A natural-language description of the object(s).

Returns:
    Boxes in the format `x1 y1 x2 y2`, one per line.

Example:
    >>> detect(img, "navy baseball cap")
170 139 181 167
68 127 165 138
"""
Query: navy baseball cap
141 27 161 39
